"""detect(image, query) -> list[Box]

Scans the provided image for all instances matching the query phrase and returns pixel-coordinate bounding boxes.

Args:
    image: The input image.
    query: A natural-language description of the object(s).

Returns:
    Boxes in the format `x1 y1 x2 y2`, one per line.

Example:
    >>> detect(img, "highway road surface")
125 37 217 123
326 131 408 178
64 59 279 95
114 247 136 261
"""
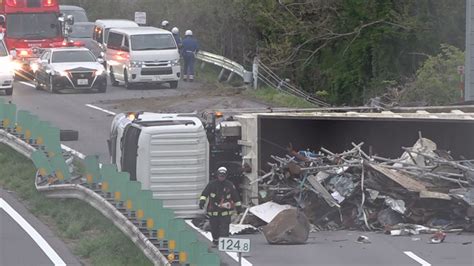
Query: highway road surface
0 188 80 266
2 80 473 266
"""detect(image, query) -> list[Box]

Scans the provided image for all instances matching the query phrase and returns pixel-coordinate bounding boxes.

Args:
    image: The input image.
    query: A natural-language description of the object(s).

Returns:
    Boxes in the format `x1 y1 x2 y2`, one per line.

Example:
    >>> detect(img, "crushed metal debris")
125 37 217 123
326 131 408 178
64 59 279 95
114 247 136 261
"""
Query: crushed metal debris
254 135 474 237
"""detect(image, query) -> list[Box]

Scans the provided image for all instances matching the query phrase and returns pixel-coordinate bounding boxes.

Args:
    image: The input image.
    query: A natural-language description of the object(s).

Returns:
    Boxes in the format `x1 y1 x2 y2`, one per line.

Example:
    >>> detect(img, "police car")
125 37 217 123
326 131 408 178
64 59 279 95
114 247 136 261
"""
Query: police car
0 34 14 95
33 47 107 93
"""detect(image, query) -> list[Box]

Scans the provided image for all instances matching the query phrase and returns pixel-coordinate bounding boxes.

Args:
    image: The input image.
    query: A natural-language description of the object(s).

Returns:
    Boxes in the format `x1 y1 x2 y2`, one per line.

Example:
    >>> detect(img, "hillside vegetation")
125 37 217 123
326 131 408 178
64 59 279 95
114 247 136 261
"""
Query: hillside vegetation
64 0 466 105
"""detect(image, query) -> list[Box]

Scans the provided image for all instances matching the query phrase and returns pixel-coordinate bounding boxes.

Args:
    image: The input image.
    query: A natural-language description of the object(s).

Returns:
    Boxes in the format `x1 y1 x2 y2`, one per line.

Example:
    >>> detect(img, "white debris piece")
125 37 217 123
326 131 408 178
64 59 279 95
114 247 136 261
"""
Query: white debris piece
249 201 295 224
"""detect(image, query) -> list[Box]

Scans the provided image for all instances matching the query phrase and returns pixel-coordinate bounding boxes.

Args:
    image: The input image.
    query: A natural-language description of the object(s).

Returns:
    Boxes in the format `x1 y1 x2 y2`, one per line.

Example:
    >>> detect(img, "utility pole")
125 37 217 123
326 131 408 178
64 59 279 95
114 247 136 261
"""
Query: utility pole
465 0 474 101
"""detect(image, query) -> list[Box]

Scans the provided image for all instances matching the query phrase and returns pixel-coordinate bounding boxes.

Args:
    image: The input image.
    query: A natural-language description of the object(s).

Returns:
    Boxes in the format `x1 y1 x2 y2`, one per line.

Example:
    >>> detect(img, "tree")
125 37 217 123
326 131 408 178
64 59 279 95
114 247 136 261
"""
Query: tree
401 44 464 105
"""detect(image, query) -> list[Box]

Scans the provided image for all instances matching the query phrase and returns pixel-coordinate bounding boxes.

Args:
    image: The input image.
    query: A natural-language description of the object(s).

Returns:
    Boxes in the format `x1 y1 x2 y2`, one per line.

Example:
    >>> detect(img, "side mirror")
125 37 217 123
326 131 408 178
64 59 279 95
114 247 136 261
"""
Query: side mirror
97 58 105 64
100 52 105 58
0 15 5 27
10 50 16 57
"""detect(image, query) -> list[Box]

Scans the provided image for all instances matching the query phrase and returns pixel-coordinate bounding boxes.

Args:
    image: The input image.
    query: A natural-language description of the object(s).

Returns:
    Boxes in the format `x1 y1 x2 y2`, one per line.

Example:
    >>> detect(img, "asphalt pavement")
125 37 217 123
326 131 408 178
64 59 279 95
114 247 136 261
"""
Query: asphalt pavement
3 80 473 266
0 188 81 266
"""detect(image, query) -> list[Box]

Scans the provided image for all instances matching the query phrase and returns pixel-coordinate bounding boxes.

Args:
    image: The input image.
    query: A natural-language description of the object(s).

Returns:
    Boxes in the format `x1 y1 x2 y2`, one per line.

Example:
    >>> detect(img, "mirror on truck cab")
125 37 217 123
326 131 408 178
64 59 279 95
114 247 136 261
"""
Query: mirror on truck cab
0 15 5 27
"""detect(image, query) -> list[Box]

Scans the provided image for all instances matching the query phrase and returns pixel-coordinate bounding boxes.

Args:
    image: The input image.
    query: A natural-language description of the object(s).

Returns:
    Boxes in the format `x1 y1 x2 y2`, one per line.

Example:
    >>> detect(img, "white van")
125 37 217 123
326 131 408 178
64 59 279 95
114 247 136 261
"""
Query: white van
0 34 14 95
106 27 181 89
109 112 209 218
91 19 139 60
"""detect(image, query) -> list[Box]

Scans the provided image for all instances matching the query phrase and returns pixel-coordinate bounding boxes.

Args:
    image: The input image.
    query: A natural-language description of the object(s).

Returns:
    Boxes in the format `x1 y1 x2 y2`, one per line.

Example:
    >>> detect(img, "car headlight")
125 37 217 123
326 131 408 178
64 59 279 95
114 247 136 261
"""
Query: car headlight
52 70 68 76
31 63 39 73
130 61 143 68
96 69 104 76
172 59 180 66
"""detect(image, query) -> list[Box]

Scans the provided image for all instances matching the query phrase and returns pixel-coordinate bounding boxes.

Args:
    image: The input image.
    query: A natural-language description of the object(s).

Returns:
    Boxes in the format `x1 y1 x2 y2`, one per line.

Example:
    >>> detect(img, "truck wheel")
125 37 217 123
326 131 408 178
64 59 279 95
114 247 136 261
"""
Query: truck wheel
5 87 13 96
60 129 79 141
110 67 119 87
49 76 59 93
169 81 178 89
98 83 107 93
124 70 133 90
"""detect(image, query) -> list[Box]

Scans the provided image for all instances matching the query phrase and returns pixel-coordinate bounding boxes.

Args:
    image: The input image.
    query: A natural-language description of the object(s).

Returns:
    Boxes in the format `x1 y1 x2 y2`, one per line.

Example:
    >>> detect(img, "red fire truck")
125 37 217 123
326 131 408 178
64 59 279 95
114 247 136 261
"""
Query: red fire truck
0 0 73 79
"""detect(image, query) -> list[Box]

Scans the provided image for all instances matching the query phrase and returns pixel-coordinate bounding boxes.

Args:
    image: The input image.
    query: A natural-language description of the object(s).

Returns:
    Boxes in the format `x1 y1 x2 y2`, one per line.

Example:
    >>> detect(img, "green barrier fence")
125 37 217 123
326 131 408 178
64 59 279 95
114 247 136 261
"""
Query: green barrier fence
3 103 221 266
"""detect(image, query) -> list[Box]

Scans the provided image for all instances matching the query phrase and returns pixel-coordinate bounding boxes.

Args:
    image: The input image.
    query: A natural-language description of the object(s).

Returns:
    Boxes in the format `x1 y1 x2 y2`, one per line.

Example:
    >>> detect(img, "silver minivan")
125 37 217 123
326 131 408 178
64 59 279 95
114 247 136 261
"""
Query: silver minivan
106 27 181 89
90 19 139 60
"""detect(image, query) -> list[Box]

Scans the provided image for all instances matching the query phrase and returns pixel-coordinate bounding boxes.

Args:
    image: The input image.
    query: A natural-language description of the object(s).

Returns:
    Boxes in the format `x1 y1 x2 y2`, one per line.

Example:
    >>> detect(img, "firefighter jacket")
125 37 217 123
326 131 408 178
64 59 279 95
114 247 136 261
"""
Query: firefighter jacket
200 180 242 216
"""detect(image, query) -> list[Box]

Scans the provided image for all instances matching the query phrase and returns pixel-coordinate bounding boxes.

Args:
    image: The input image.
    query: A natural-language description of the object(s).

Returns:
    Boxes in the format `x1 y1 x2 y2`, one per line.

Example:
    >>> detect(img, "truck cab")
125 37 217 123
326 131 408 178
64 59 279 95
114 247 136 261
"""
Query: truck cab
109 112 210 218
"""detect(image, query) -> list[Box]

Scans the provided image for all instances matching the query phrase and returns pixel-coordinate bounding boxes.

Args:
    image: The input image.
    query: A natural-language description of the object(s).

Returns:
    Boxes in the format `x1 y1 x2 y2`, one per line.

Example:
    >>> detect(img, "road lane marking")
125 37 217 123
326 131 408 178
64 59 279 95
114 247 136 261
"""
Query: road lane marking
61 144 86 160
0 198 66 266
85 104 116 116
185 220 253 266
404 251 431 266
19 81 36 88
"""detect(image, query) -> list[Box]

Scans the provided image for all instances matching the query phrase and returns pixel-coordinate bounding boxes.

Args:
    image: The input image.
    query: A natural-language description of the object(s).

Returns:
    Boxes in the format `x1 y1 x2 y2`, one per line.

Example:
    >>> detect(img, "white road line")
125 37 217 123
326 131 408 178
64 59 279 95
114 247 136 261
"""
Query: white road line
404 251 431 266
185 220 253 266
61 144 86 160
19 81 36 88
85 104 116 116
0 198 66 266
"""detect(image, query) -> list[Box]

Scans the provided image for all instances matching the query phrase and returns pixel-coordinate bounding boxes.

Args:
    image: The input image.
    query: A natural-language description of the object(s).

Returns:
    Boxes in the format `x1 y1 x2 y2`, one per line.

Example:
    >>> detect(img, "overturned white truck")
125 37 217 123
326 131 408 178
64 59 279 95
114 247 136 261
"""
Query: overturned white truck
108 109 474 218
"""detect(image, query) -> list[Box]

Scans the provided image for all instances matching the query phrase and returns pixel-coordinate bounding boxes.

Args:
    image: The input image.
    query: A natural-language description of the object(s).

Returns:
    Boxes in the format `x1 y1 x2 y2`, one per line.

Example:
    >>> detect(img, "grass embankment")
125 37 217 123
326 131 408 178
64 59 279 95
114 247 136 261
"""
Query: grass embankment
0 144 151 266
196 62 318 108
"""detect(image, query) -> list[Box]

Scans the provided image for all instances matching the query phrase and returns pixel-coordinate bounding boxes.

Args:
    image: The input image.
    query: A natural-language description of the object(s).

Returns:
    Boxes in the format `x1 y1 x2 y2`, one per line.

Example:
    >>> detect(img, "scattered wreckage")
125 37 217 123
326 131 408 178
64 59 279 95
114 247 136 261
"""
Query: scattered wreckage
194 135 473 244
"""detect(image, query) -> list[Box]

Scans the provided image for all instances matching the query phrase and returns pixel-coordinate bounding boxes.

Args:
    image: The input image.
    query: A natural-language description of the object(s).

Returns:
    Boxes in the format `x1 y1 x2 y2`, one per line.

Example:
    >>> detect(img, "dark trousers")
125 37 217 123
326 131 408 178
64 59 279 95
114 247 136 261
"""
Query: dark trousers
183 53 196 77
209 215 231 242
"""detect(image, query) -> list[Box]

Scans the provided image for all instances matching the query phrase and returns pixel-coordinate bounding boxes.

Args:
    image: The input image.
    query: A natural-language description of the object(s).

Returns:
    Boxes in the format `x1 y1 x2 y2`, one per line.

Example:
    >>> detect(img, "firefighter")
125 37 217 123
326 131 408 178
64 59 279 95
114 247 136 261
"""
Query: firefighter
181 30 199 81
199 166 243 247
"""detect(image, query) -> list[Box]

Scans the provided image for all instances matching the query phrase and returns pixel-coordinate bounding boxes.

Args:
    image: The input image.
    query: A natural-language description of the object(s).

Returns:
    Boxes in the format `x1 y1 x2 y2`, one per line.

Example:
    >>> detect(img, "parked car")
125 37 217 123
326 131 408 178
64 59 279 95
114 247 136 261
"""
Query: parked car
106 27 180 89
69 22 95 51
90 19 139 61
34 47 107 93
0 34 14 95
59 5 88 23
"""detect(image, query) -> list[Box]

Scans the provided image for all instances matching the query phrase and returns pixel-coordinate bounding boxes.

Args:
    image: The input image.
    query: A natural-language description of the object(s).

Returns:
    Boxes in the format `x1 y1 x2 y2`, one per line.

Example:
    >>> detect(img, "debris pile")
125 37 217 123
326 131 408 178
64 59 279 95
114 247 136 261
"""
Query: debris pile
255 136 474 234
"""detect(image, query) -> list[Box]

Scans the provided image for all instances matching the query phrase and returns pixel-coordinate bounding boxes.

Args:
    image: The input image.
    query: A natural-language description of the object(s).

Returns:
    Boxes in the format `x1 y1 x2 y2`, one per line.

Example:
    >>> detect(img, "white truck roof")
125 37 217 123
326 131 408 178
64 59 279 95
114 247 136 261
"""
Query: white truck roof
94 19 139 28
109 27 171 35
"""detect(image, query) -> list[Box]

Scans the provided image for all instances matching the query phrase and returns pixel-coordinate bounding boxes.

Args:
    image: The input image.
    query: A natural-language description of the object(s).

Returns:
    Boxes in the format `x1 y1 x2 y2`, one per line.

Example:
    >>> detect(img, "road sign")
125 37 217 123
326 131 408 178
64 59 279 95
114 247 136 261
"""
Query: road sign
134 12 146 25
218 237 250 253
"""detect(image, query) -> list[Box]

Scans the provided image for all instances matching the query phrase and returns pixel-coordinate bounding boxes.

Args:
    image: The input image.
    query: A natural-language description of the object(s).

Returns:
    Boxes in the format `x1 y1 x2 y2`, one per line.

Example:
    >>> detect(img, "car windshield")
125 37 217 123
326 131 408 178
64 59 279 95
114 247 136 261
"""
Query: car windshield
70 24 94 38
61 9 88 23
52 50 96 63
6 13 61 39
0 42 7 57
131 34 176 51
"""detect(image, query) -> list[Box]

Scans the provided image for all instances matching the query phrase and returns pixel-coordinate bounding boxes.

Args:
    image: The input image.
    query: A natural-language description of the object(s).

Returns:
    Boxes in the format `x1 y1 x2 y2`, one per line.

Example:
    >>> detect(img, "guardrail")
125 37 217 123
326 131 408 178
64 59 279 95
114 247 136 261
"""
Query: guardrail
196 51 251 83
0 98 220 266
196 51 330 107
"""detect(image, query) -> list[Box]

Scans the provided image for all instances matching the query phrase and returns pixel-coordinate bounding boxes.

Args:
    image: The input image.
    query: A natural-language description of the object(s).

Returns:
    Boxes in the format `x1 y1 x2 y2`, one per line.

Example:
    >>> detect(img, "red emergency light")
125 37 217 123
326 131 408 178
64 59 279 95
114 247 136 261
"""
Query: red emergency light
6 0 57 7
6 0 24 8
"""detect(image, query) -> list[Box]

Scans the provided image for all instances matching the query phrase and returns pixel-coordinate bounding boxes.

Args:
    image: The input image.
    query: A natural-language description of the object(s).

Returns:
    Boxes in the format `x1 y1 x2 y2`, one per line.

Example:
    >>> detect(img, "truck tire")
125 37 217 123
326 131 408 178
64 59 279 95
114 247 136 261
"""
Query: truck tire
110 67 119 87
124 70 134 90
5 87 13 96
169 81 178 89
60 129 79 141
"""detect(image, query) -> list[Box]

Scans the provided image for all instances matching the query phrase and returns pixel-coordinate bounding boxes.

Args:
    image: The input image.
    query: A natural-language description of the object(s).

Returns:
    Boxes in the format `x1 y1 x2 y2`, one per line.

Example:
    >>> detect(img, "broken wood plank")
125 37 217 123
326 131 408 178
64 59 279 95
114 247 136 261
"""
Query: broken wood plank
368 163 427 192
419 190 452 200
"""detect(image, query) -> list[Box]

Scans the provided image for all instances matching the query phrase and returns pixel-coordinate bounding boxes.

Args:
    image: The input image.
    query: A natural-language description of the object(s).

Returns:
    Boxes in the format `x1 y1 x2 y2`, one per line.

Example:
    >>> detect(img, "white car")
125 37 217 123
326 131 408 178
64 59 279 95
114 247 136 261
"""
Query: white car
34 47 107 93
0 34 14 95
106 27 181 89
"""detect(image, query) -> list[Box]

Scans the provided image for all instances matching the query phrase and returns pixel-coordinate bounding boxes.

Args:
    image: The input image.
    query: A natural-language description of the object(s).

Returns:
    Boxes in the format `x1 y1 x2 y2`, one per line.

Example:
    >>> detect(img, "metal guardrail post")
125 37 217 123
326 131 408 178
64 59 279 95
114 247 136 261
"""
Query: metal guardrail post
253 57 259 90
